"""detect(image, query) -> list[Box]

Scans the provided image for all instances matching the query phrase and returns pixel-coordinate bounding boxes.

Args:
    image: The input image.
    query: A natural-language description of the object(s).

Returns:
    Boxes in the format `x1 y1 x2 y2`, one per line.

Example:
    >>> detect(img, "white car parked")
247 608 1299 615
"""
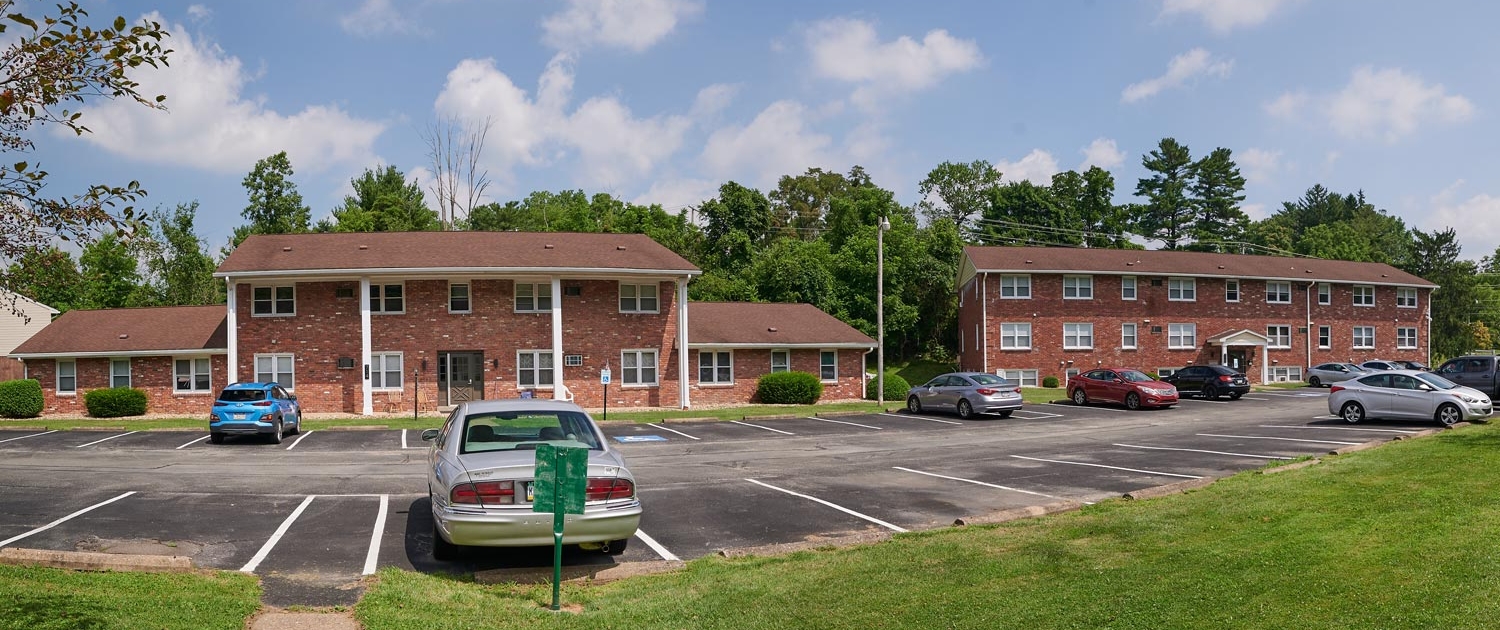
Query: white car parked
1328 370 1494 426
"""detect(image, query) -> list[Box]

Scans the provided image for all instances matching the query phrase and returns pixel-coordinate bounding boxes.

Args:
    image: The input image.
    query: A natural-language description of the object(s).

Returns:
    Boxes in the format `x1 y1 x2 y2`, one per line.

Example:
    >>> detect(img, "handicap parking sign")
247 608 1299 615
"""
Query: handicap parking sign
601 368 612 385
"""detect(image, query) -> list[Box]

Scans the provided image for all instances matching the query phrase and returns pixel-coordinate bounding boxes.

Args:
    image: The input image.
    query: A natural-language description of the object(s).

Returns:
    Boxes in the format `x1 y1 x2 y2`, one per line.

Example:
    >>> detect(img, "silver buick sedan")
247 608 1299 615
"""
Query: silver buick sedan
422 399 641 560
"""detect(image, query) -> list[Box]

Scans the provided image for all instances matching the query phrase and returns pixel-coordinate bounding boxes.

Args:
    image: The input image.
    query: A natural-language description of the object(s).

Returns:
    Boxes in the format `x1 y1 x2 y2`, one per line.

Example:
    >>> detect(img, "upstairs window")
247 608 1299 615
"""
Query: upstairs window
1317 283 1331 305
1353 285 1375 307
252 286 295 316
619 283 659 313
999 275 1031 299
370 283 404 313
1168 277 1196 301
1225 279 1240 302
1266 281 1292 304
1121 276 1137 300
449 283 471 313
1063 275 1093 300
1267 325 1291 349
1397 287 1418 308
515 283 553 312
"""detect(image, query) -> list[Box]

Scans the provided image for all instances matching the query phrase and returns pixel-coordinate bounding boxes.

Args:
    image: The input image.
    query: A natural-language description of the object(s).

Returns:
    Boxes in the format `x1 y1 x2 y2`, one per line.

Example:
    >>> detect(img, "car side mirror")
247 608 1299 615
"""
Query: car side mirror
421 429 440 441
288 394 297 401
1417 384 1434 392
1112 378 1123 384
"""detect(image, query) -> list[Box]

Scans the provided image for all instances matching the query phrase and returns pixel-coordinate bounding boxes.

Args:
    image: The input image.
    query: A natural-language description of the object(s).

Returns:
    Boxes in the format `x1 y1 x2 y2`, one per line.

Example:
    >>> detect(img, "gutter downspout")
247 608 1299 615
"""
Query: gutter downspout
1305 281 1315 377
981 273 989 374
226 277 237 385
862 348 874 402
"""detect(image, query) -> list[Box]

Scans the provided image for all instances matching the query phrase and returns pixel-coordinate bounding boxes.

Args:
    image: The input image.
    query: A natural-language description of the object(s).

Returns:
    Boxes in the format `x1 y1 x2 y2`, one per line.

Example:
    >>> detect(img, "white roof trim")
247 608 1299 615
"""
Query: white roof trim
688 343 876 350
216 266 700 280
14 349 227 359
968 267 1436 289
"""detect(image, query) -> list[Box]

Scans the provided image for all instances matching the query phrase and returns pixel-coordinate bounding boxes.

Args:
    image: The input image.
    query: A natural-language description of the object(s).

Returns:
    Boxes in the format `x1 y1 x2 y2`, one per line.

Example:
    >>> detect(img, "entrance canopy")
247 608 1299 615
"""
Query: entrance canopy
1206 329 1270 384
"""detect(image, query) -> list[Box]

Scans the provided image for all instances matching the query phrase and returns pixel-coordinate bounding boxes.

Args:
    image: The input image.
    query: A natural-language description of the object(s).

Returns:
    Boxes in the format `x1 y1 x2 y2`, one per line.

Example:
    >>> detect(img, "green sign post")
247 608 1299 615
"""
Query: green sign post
533 443 587 611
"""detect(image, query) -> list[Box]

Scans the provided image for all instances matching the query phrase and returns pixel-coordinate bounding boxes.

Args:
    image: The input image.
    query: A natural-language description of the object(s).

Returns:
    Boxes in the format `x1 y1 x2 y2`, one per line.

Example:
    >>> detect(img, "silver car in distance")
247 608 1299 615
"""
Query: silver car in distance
422 399 641 561
1327 369 1494 427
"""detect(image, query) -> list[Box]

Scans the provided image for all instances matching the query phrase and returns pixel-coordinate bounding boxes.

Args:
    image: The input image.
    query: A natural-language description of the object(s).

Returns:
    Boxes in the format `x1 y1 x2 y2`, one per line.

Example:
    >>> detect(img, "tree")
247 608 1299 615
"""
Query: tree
137 202 218 306
1133 138 1194 249
749 238 840 314
1402 228 1479 360
697 182 774 273
320 165 437 232
77 233 142 309
1297 223 1373 261
917 160 1002 234
769 167 853 239
978 181 1075 246
1051 167 1134 248
4 247 81 313
1187 147 1249 250
232 151 310 246
424 115 493 230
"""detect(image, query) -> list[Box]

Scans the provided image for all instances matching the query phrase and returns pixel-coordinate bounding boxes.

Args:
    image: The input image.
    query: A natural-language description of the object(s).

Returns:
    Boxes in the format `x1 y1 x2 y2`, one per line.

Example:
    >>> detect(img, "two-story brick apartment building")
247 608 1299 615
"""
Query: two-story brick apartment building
956 246 1436 385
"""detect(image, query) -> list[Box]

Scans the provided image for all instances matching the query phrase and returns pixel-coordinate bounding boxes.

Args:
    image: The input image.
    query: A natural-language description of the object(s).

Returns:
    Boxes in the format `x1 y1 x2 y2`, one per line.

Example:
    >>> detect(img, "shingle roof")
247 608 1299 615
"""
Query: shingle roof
12 305 227 357
689 302 876 348
218 232 700 276
961 246 1435 288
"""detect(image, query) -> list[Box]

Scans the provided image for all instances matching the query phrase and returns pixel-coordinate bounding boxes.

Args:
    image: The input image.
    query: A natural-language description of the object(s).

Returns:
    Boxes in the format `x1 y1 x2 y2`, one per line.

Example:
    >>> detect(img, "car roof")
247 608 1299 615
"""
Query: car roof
224 382 277 390
455 398 591 415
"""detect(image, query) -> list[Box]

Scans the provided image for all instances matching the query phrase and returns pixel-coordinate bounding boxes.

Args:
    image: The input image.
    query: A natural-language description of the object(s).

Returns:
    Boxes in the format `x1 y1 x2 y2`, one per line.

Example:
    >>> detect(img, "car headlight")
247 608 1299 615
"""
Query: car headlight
1458 394 1484 404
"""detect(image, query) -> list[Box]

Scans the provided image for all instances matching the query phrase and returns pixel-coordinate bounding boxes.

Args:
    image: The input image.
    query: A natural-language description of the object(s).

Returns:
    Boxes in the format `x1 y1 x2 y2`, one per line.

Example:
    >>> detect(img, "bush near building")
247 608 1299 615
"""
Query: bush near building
867 373 910 401
83 387 148 418
0 379 43 418
757 372 823 405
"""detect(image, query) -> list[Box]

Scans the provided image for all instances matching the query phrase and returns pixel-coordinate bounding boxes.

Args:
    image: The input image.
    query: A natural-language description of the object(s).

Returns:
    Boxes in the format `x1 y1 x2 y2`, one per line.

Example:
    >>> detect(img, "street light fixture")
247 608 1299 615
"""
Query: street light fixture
877 215 890 407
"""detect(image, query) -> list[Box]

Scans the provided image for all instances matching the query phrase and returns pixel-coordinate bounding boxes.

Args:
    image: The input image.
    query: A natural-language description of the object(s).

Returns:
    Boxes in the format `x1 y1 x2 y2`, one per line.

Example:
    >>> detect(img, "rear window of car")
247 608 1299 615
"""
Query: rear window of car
460 410 603 454
969 374 1010 386
218 389 267 402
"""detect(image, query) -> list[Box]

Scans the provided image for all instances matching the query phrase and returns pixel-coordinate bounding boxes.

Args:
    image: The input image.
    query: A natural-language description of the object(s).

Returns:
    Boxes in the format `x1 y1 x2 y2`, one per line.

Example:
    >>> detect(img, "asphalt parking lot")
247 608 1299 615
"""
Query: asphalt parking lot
0 387 1444 606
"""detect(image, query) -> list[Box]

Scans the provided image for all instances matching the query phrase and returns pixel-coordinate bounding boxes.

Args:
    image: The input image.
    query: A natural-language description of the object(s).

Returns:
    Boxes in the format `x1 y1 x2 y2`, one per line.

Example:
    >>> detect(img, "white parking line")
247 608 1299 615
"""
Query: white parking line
1113 443 1291 460
806 416 882 430
241 495 315 573
1261 392 1314 398
893 466 1062 499
1179 398 1229 404
1196 433 1361 446
175 435 208 450
0 491 136 548
0 430 57 444
1241 396 1271 401
744 479 907 533
730 420 794 435
646 423 700 440
1046 402 1128 413
1262 425 1418 434
1010 455 1203 479
634 529 679 562
362 494 388 575
1011 410 1063 419
285 431 314 450
74 431 137 448
401 429 407 449
878 412 962 425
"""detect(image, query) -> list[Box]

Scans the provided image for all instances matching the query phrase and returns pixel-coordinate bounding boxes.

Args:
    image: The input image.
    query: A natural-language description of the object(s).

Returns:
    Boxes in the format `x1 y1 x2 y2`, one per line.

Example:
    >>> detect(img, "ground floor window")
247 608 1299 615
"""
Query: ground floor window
820 350 837 381
176 357 213 392
254 354 293 389
518 351 554 388
1001 369 1038 387
770 350 789 373
1065 368 1080 381
371 352 403 390
57 360 76 394
1268 366 1303 382
699 350 732 384
1353 326 1375 349
1156 367 1178 378
110 359 131 388
621 349 658 386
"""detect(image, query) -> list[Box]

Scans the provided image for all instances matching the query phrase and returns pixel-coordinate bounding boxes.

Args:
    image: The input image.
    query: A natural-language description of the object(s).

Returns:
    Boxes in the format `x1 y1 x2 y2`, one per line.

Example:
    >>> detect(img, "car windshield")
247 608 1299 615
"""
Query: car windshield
969 374 1010 386
218 389 267 402
460 410 602 454
1119 370 1154 382
1414 373 1461 390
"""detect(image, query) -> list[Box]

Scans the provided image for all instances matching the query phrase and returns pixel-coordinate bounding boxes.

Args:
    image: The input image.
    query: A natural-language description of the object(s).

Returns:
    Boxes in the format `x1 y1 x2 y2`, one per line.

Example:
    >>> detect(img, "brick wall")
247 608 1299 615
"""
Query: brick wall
26 355 228 416
685 348 868 405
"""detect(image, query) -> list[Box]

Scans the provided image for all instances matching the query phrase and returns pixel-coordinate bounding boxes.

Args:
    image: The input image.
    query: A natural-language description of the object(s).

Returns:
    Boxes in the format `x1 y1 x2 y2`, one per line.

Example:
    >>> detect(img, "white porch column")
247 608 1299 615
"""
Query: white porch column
551 277 565 400
1261 345 1270 384
225 278 238 384
360 277 373 415
678 277 690 409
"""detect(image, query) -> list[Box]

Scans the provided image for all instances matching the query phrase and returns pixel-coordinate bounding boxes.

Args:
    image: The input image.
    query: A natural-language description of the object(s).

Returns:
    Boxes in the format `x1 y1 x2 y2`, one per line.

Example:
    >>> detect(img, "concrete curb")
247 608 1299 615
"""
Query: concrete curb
1329 440 1386 455
318 425 389 431
953 500 1085 526
1123 477 1217 500
743 414 797 421
475 560 687 585
655 417 716 423
1261 459 1321 474
0 425 47 431
0 548 194 573
815 411 870 418
716 530 893 559
1394 428 1444 440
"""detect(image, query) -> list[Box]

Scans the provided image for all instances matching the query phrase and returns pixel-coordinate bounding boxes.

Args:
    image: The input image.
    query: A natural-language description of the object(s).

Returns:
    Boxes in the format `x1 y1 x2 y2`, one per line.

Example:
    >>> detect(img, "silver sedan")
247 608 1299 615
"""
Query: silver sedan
422 399 641 560
1305 362 1367 388
1328 370 1493 426
906 372 1024 419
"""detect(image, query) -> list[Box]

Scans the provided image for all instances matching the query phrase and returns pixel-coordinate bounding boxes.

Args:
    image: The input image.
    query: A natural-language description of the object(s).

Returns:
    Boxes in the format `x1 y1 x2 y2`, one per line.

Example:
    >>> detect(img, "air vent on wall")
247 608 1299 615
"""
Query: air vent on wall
337 357 356 369
564 286 582 297
1151 279 1163 287
335 287 355 299
564 355 583 367
1150 326 1163 334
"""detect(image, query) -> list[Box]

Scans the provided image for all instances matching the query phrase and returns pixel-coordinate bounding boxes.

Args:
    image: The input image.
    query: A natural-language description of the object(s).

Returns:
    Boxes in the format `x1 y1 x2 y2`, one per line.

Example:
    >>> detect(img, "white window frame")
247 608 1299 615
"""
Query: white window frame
1267 325 1292 349
1121 276 1137 301
1157 367 1179 378
1063 323 1094 350
1397 327 1418 350
1168 323 1197 349
1063 275 1094 300
820 350 838 382
57 359 76 395
1353 326 1375 350
621 349 659 386
110 358 131 388
1000 369 1039 387
1266 281 1292 304
448 282 471 314
517 350 555 388
1268 366 1304 383
1065 368 1080 381
515 283 553 313
1317 283 1331 305
1397 287 1419 308
370 283 405 314
1121 323 1137 350
174 357 212 394
999 274 1031 299
370 352 403 390
1168 277 1196 302
619 283 660 314
252 285 295 317
1352 285 1375 307
1225 279 1240 303
698 350 733 385
769 350 790 374
999 323 1032 350
254 353 295 389
1318 325 1331 349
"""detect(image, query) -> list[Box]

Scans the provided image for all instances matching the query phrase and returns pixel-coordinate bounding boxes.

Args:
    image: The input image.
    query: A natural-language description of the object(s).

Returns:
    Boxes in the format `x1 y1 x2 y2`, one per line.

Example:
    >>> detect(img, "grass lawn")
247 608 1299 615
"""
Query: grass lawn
356 423 1500 629
0 566 259 630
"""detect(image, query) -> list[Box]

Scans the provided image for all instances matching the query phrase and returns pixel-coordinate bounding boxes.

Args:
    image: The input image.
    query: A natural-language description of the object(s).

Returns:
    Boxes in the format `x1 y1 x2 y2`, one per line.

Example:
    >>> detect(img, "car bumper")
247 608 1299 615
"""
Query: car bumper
977 396 1024 413
1461 401 1494 421
1141 393 1179 407
435 501 642 547
210 413 279 434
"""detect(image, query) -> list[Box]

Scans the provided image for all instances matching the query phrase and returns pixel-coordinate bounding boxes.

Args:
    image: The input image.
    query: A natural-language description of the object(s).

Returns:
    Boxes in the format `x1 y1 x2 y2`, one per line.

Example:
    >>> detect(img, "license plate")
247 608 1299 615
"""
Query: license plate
232 413 247 420
524 482 534 503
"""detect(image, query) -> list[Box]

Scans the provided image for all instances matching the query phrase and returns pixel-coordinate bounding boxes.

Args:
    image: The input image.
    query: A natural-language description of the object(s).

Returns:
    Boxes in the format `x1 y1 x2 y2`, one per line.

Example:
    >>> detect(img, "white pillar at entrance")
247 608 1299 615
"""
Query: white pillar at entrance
1261 344 1270 384
551 277 565 400
678 277 690 409
360 277 373 415
226 278 238 385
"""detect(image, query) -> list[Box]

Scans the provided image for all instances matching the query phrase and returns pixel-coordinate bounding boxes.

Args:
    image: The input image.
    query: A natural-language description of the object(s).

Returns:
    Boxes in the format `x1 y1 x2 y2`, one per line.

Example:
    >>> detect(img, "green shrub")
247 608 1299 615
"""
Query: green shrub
1042 375 1060 388
83 387 148 418
756 371 824 405
0 379 43 418
866 373 910 401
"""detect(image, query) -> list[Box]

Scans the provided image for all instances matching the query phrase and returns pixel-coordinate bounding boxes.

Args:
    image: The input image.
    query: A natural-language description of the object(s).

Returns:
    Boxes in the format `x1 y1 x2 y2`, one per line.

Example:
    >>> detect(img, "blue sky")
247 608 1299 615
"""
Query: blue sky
36 0 1500 259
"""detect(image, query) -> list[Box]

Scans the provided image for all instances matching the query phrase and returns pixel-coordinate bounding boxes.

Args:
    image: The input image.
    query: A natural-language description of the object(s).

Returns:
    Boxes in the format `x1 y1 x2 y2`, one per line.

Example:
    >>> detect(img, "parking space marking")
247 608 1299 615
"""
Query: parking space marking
634 529 679 562
1012 410 1063 419
1179 398 1229 404
877 412 962 425
0 430 56 444
1262 392 1314 398
362 494 388 575
1046 402 1127 413
1196 433 1361 446
730 421 794 435
744 479 907 533
0 491 136 548
806 416 882 430
175 435 208 450
241 495 315 573
1113 443 1290 460
1241 396 1271 401
893 466 1062 499
285 431 314 450
1010 455 1203 479
646 423 700 440
74 431 137 448
1261 425 1418 434
400 429 424 449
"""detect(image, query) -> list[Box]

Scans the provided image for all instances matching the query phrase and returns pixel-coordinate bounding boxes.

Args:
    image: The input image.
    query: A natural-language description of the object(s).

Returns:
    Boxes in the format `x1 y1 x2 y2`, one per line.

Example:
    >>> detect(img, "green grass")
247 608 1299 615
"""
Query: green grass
0 566 260 630
356 424 1500 629
1255 381 1315 390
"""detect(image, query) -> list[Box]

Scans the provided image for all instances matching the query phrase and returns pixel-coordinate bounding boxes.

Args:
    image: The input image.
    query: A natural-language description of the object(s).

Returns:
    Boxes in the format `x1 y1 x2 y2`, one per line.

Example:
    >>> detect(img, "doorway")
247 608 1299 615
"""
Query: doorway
1227 349 1248 372
437 352 484 406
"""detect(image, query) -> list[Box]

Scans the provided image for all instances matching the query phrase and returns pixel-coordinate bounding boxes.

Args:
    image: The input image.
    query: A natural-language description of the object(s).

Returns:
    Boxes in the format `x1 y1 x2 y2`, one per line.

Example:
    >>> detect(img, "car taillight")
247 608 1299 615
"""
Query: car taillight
252 400 274 407
975 388 997 395
1218 375 1233 382
1013 387 1022 393
586 478 635 502
450 480 515 505
1329 385 1344 394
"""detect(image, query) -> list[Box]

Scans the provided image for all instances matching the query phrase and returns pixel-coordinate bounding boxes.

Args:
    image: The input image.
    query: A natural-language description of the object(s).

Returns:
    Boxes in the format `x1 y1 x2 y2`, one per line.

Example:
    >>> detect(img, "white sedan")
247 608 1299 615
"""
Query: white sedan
1328 370 1493 426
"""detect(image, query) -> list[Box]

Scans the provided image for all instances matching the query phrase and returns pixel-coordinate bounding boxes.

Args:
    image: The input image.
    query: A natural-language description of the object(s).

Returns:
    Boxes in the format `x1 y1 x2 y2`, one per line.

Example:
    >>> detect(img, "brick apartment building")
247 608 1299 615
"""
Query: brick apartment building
14 232 875 416
956 246 1436 385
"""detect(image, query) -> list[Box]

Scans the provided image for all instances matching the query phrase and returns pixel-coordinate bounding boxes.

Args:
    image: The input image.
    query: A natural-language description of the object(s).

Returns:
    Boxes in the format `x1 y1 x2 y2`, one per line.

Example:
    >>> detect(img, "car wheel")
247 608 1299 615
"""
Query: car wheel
996 411 1013 419
1228 391 1242 401
1436 403 1463 427
1072 388 1088 406
907 396 923 414
431 519 459 561
268 418 283 444
1202 384 1219 400
209 433 224 445
1309 376 1322 388
1125 392 1141 410
604 538 629 556
1340 401 1365 424
956 399 975 420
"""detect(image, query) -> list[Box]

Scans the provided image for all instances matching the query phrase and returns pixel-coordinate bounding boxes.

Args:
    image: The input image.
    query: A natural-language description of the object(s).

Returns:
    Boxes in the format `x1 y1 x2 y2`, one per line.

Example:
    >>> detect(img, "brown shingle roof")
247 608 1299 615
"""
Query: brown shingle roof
218 232 699 276
962 246 1435 288
689 302 876 348
12 305 227 357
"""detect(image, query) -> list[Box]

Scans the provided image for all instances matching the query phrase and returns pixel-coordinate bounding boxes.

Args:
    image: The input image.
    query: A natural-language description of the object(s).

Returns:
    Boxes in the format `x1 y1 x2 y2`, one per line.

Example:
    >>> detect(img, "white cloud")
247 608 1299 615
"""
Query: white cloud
1078 138 1125 171
1267 66 1475 142
560 97 691 188
340 0 418 37
542 0 703 52
1423 184 1500 260
1160 0 1293 33
73 15 385 174
632 177 719 212
1238 148 1282 184
186 4 211 21
1121 48 1232 103
806 17 983 110
1241 203 1269 221
996 149 1060 185
689 83 739 120
700 100 835 189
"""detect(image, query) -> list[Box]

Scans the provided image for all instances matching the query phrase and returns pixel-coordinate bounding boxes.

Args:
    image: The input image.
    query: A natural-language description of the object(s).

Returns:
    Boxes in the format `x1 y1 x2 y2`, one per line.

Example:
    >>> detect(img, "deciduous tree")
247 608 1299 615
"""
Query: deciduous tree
917 160 1002 234
232 151 310 247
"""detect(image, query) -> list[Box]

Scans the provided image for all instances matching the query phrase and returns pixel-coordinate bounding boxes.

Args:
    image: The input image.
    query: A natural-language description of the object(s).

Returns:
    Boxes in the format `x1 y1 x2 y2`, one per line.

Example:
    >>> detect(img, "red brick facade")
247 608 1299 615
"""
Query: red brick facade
28 355 228 415
684 348 868 405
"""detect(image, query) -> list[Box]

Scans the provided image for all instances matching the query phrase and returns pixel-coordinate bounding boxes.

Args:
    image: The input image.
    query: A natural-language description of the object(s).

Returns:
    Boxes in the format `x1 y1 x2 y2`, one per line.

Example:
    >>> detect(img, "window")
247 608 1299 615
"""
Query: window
1267 325 1291 349
1353 326 1375 349
1353 285 1374 307
622 350 658 386
1318 325 1331 349
174 358 211 392
57 360 76 394
1266 281 1291 304
1397 287 1418 308
252 286 295 316
619 283 659 313
1063 323 1094 350
518 351 555 387
1000 323 1031 350
1268 366 1303 382
515 283 553 312
1122 323 1138 349
820 350 838 382
1063 275 1093 299
1157 367 1179 378
698 350 732 384
110 359 130 388
1225 279 1240 302
370 283 404 313
1121 276 1137 300
449 283 471 313
368 353 401 390
1000 369 1038 387
1065 368 1080 381
1168 277 1196 301
770 350 789 373
254 354 294 388
1317 283 1330 305
1168 323 1197 349
999 275 1031 299
1398 327 1418 350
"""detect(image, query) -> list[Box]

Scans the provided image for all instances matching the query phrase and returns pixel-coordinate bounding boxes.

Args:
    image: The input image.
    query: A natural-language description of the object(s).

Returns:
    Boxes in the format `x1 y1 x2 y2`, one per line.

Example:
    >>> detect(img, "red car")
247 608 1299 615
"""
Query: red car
1068 368 1179 410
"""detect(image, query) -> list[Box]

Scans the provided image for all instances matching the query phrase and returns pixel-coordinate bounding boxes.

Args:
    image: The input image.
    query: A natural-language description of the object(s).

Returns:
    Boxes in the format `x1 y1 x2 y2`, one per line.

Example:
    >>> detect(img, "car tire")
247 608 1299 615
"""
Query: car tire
209 433 224 445
1340 401 1365 424
956 399 975 420
1309 376 1322 388
1436 403 1463 427
604 538 629 556
1072 388 1088 406
1202 384 1219 400
1228 392 1242 401
268 419 283 445
1125 392 1141 410
906 396 923 414
996 411 1013 419
432 519 459 561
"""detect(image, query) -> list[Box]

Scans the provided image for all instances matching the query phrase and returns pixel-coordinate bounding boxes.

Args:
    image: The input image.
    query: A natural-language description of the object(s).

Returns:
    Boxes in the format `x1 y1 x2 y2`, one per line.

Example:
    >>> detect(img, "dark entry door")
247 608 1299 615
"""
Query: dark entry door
1227 349 1248 372
438 352 484 406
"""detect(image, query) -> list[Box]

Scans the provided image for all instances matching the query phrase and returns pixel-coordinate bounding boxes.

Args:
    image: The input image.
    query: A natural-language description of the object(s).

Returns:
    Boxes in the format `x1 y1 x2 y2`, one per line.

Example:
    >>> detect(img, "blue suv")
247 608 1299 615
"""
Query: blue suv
210 382 301 444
